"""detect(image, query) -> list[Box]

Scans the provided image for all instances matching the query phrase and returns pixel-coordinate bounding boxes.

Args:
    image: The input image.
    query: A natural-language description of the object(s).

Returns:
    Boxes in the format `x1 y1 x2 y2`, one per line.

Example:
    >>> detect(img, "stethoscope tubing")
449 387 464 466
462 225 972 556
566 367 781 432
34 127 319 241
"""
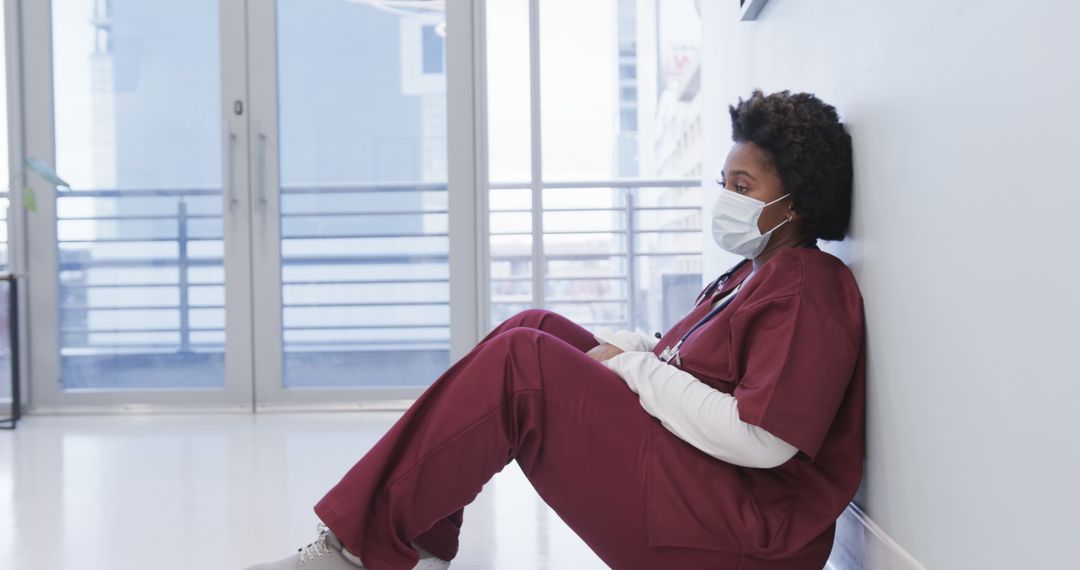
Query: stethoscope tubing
660 259 751 366
663 243 819 365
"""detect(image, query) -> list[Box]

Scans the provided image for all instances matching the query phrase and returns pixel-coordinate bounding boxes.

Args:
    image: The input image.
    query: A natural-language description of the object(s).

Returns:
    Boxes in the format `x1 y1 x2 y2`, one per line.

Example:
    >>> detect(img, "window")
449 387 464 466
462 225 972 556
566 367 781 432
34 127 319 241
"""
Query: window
422 24 444 75
26 0 480 408
52 0 226 389
486 0 704 335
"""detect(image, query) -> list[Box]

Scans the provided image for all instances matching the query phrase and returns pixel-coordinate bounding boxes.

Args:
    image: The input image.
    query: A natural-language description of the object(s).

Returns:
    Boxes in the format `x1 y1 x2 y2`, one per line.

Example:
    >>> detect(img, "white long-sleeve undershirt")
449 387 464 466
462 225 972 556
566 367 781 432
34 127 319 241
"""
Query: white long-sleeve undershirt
599 350 797 468
591 284 798 469
592 328 660 353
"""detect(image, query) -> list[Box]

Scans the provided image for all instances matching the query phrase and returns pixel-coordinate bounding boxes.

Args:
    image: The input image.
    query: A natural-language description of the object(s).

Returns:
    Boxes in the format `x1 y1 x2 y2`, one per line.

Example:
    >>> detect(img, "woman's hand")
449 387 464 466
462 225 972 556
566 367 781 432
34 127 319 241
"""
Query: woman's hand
586 343 625 362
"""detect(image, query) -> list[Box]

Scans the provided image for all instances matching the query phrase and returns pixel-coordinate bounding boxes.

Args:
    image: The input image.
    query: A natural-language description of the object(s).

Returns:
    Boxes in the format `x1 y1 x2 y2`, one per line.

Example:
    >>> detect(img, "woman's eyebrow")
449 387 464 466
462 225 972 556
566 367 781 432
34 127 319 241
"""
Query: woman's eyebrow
722 169 757 181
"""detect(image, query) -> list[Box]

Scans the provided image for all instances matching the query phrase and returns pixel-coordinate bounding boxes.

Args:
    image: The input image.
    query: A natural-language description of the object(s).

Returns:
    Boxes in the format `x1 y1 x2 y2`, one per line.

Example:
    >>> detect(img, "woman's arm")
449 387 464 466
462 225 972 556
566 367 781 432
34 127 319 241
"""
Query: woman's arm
592 329 659 352
602 351 798 469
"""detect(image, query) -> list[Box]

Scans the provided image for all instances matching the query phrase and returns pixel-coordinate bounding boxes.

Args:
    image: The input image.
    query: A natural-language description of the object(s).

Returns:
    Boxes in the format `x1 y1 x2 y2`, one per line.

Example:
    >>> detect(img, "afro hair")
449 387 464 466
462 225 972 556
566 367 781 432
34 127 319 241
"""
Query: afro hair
728 89 853 241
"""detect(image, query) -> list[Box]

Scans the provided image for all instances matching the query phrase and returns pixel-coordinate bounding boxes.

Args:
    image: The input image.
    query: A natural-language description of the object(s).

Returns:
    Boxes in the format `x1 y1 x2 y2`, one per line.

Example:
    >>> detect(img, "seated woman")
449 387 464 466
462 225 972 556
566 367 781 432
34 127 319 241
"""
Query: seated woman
246 89 864 570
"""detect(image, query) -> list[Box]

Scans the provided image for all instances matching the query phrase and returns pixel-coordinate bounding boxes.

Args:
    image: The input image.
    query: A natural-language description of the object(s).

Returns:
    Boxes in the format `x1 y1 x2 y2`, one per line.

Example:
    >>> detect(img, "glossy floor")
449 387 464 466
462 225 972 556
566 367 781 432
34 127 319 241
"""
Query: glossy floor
0 413 609 570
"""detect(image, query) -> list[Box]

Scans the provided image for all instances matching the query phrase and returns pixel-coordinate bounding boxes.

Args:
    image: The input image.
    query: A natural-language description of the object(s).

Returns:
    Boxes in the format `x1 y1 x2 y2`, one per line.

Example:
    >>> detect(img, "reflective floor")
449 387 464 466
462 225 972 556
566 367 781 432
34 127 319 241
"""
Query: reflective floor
0 413 608 570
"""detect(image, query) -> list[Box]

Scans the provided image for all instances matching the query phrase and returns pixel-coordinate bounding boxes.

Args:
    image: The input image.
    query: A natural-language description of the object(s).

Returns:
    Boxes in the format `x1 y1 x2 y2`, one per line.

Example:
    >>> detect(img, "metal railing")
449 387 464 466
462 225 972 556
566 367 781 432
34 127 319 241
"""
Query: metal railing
56 179 702 356
489 179 702 331
57 183 451 355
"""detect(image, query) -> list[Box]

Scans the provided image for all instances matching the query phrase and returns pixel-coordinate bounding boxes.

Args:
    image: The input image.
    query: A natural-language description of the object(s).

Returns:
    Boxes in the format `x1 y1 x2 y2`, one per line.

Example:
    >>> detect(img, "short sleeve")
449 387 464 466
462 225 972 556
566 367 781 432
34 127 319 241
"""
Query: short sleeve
730 294 859 462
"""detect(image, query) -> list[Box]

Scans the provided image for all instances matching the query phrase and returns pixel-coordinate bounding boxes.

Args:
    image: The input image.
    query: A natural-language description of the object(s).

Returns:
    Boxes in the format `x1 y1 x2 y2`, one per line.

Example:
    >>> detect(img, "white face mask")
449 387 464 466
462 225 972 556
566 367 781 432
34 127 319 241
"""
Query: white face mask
711 190 792 259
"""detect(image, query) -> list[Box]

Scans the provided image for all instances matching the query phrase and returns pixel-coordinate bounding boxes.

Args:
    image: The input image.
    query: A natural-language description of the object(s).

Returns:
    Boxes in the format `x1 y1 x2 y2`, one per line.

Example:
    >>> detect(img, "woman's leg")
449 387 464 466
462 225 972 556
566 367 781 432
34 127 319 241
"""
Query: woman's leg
403 309 598 555
313 327 738 569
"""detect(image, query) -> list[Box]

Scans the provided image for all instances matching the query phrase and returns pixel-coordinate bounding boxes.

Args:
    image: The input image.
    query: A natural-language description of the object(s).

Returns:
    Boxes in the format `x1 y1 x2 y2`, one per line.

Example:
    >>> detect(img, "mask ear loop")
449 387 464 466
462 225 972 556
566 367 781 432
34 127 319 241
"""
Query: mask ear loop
763 193 791 208
764 217 790 234
764 195 816 248
762 194 794 234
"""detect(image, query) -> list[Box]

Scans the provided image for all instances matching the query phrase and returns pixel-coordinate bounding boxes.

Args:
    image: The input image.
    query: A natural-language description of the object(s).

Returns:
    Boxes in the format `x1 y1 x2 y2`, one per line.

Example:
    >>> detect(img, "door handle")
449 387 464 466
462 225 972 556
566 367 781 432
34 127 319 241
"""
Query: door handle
224 128 239 211
256 130 268 211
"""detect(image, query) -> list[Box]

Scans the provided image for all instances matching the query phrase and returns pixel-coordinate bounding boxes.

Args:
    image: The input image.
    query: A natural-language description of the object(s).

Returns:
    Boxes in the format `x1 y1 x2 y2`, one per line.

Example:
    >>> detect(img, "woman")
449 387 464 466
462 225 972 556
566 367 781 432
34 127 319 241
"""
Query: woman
247 89 864 570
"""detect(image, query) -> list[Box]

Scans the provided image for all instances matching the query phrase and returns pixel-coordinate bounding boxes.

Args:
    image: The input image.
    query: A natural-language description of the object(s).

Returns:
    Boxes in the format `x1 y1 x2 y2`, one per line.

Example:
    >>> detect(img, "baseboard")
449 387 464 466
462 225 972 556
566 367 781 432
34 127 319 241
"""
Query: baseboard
827 503 926 570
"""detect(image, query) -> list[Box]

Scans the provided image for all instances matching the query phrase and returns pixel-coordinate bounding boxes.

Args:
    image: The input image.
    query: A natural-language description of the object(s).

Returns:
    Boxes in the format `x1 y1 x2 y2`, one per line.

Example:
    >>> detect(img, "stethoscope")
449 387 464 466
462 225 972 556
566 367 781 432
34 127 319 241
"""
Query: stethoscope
658 259 752 366
657 242 819 366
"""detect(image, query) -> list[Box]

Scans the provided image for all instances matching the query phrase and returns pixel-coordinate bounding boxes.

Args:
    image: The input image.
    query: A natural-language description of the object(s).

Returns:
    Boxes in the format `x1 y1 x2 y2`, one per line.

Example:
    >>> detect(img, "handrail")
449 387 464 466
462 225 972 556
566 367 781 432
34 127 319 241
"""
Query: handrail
57 178 698 196
55 180 701 354
490 178 698 189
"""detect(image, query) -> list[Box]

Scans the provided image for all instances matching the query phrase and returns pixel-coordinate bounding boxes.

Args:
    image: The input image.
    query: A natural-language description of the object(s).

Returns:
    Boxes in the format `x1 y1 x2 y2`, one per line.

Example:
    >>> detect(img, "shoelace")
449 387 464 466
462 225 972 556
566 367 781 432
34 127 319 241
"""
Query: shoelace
298 523 336 564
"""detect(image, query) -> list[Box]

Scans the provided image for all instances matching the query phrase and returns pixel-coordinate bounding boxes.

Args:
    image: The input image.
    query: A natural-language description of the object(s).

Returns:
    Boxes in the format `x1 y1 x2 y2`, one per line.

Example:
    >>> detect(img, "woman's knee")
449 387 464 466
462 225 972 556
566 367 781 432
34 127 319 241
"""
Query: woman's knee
483 326 546 352
503 308 558 329
486 309 558 340
488 309 599 354
481 328 578 368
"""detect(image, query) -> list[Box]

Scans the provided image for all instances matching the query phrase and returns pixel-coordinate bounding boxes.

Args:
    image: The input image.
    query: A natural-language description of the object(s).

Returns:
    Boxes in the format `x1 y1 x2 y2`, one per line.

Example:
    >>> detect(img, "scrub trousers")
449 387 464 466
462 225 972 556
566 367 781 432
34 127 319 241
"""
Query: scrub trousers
314 309 744 569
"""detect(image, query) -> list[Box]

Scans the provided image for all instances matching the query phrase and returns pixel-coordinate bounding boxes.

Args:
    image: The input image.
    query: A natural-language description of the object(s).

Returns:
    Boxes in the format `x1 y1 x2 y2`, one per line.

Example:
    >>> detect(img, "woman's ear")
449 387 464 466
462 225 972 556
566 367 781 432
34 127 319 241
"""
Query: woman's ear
786 204 802 222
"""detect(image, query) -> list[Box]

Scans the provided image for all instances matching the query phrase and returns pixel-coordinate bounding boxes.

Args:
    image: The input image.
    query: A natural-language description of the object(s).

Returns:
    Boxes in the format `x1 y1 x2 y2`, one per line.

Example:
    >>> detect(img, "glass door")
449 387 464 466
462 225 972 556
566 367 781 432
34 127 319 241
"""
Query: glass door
246 0 460 408
24 0 254 409
21 0 481 410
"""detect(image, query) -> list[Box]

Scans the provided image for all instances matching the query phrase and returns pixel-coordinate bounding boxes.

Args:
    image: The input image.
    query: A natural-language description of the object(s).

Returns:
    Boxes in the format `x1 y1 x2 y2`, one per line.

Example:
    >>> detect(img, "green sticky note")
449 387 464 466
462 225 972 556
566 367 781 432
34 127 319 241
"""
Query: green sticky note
22 186 37 213
25 157 70 188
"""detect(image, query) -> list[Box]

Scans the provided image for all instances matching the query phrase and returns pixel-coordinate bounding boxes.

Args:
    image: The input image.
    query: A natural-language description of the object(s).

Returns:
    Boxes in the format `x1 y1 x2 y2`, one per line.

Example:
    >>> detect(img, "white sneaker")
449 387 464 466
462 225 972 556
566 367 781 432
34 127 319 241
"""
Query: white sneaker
244 523 451 570
412 548 451 570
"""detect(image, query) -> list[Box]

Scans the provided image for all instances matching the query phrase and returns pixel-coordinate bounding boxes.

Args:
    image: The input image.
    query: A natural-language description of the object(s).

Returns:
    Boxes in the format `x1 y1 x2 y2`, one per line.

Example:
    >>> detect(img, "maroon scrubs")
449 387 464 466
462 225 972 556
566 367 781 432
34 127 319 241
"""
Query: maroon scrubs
648 247 866 567
314 247 865 570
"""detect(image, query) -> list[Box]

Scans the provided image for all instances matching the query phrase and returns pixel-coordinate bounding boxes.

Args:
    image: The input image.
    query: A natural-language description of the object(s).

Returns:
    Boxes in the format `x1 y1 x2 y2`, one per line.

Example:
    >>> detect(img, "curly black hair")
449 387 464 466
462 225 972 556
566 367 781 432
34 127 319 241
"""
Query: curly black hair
728 89 853 241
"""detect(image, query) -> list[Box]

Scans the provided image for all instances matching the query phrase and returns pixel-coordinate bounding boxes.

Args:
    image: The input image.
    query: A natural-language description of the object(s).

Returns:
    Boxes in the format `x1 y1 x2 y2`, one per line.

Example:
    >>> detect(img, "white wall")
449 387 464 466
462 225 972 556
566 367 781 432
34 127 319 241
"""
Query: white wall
699 1 1080 568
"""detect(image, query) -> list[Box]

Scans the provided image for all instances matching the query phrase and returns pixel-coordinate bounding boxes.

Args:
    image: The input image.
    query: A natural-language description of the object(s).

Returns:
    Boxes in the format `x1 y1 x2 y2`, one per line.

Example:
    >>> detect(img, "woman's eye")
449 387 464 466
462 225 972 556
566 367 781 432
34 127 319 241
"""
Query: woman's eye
719 179 749 194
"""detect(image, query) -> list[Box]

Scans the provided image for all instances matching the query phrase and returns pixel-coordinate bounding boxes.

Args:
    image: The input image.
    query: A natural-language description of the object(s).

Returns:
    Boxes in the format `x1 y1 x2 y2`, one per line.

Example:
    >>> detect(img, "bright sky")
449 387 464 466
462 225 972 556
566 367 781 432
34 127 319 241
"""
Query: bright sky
53 0 97 189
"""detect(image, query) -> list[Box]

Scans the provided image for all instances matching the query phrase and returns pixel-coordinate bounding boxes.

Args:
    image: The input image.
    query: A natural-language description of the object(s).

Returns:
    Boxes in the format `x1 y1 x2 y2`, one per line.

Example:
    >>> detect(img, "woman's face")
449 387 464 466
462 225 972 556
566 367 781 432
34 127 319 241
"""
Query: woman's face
719 142 799 233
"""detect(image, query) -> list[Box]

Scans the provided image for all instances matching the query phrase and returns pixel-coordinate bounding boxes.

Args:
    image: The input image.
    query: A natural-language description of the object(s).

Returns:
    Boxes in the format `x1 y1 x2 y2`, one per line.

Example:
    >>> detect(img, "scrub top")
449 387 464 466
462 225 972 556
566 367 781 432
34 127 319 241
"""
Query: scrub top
646 246 866 565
